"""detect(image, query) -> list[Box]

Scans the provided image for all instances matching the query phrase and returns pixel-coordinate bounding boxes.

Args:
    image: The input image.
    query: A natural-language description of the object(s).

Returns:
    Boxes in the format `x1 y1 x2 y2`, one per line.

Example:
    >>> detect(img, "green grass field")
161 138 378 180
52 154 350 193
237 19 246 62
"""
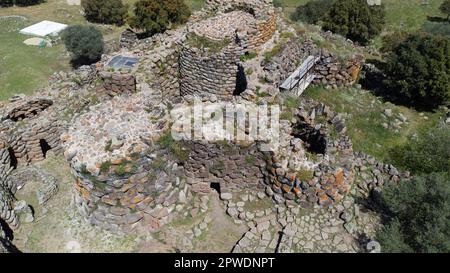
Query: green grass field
0 16 70 101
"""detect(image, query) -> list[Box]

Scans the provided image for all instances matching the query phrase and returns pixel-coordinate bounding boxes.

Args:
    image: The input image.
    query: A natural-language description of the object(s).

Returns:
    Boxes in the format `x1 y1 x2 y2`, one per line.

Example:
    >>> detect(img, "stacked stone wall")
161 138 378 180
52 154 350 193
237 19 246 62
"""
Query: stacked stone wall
180 44 243 101
0 140 19 231
130 30 185 99
0 99 64 166
100 72 137 96
184 141 268 194
313 53 362 89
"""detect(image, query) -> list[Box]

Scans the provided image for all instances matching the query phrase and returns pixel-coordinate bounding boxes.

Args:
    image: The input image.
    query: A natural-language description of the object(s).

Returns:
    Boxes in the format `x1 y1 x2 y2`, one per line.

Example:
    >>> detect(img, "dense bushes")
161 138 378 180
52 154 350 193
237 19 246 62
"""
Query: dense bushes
0 0 42 6
81 0 128 26
382 33 450 110
61 25 104 66
128 0 191 35
376 172 450 253
440 0 450 20
291 0 334 24
390 126 450 175
377 125 450 253
322 0 385 45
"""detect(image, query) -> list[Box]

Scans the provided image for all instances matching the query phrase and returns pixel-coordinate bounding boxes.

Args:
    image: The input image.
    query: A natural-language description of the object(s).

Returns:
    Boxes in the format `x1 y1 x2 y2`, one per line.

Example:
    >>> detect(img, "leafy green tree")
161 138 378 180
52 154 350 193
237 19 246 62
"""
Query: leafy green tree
376 173 450 253
128 0 191 35
322 0 385 45
440 0 450 20
0 0 42 6
0 0 13 6
382 33 450 109
291 0 334 24
62 25 104 66
81 0 128 26
390 126 450 174
272 0 283 8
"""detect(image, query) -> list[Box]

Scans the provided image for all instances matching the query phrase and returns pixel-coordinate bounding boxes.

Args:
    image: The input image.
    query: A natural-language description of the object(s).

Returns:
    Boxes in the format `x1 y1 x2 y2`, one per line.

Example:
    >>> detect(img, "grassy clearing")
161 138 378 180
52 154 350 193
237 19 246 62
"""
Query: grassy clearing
280 0 446 31
0 0 204 101
304 86 443 161
0 17 70 101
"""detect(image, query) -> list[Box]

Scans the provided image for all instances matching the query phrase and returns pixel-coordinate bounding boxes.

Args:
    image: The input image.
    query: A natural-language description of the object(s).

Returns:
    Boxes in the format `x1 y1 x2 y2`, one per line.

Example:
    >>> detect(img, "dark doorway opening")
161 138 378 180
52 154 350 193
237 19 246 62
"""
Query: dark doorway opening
39 139 52 158
292 122 327 154
210 182 221 194
234 64 248 96
7 148 17 169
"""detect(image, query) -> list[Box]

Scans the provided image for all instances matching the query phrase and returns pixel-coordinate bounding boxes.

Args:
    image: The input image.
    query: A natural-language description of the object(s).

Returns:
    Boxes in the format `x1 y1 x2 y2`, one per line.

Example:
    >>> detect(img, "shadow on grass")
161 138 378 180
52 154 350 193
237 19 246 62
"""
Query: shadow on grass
70 56 101 69
359 59 440 112
426 16 449 23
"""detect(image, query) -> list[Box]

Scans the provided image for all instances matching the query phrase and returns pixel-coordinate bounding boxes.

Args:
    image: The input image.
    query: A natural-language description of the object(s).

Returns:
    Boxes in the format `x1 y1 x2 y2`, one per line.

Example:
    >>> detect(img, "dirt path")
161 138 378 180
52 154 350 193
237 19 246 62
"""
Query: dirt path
191 192 248 253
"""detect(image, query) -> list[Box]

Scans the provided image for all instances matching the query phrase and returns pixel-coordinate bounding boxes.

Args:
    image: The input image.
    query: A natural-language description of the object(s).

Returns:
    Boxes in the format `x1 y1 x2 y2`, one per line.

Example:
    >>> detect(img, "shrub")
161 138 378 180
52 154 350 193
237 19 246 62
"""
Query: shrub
129 0 191 35
376 173 450 253
291 0 334 24
440 0 450 20
0 0 42 6
61 25 104 66
380 31 410 53
272 0 283 8
382 33 450 109
390 126 450 175
81 0 128 26
322 0 385 45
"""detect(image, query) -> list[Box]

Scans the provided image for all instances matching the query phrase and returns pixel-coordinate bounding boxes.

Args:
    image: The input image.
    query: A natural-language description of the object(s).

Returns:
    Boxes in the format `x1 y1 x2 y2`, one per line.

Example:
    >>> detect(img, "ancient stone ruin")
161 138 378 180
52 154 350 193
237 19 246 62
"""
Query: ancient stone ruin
0 0 392 253
0 97 64 166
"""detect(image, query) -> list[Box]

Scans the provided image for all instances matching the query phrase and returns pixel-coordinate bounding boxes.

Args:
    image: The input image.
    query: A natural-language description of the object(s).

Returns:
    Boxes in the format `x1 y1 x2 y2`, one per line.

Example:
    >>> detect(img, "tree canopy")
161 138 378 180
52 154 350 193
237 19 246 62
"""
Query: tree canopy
62 25 104 67
291 0 335 24
128 0 191 35
322 0 385 45
382 33 450 109
81 0 128 26
376 172 450 253
440 0 450 20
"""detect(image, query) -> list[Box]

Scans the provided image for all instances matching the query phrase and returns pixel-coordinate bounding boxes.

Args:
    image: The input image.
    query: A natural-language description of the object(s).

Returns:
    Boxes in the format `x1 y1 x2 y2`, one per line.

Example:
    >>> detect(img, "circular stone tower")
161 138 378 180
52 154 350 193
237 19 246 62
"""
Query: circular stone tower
62 92 191 233
179 0 276 101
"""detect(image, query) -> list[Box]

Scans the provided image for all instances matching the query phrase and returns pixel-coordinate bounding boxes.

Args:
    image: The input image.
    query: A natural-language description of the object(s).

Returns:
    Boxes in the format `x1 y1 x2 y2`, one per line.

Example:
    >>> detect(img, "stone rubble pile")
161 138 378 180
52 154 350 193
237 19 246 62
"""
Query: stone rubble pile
264 98 355 208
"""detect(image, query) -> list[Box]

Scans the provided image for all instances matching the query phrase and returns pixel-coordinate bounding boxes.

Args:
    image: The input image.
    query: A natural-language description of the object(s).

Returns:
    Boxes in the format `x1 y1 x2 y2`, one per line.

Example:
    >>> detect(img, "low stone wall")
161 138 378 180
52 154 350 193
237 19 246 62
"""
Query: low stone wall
99 71 136 96
180 44 243 101
313 53 362 89
184 141 268 194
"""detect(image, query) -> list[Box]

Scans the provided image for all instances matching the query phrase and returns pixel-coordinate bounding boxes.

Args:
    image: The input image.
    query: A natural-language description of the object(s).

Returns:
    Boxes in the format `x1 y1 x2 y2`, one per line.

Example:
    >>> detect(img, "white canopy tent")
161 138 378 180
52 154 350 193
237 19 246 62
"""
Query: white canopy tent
19 20 68 37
